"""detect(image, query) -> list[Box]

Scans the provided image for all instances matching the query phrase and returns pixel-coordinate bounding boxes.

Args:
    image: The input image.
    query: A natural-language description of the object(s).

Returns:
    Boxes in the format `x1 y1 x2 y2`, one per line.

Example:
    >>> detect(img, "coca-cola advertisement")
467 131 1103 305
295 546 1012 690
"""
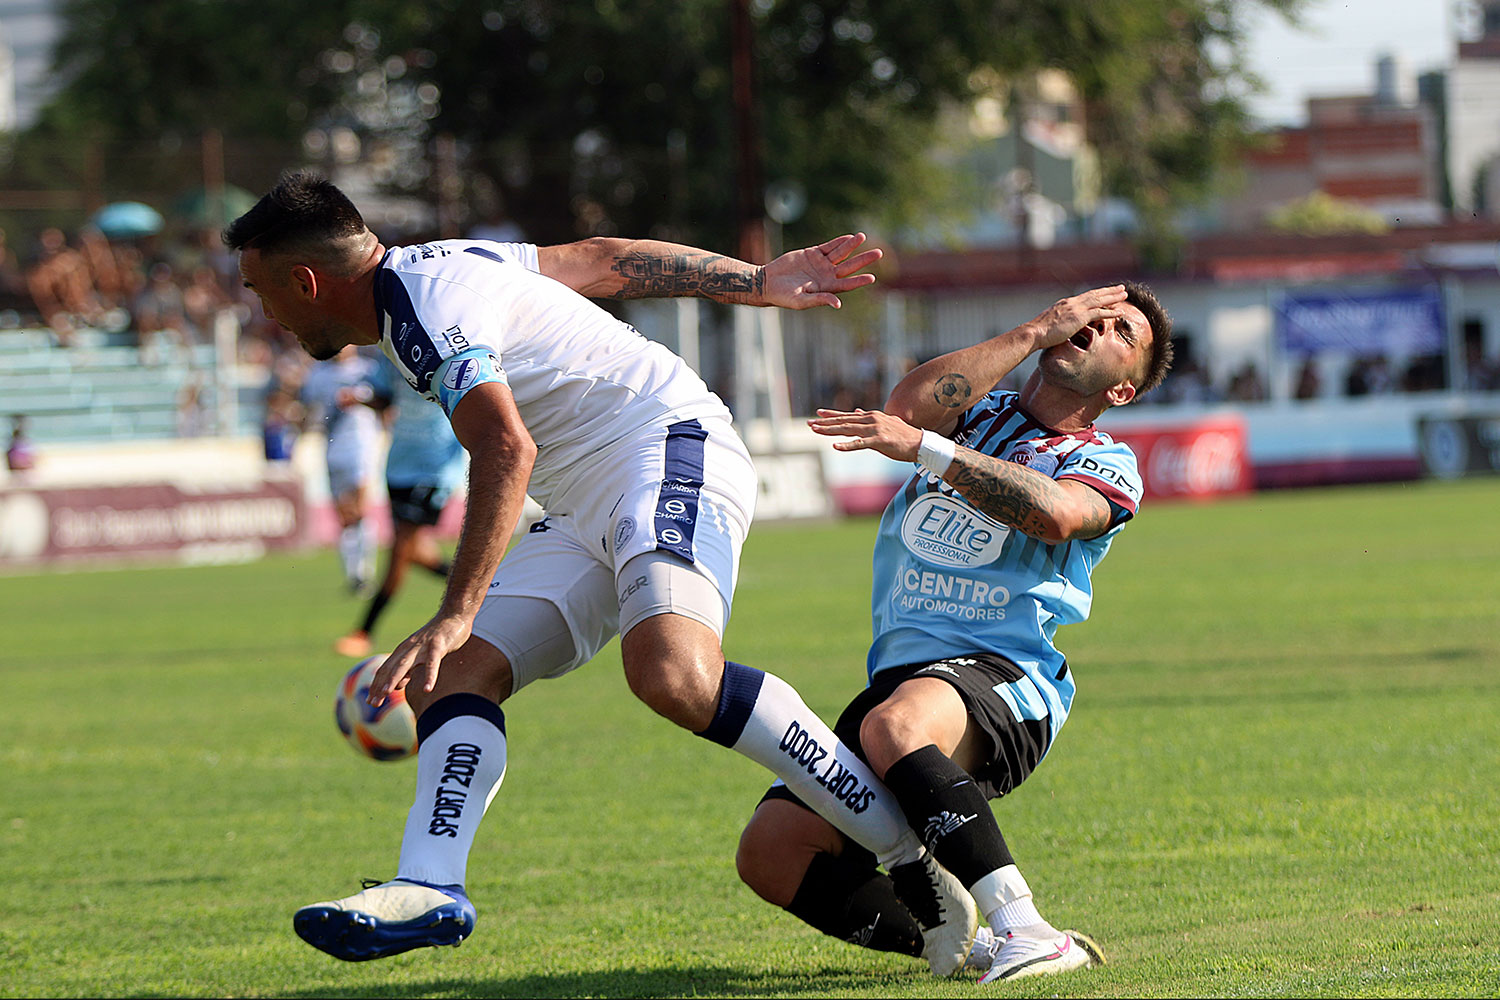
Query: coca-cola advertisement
1109 418 1252 501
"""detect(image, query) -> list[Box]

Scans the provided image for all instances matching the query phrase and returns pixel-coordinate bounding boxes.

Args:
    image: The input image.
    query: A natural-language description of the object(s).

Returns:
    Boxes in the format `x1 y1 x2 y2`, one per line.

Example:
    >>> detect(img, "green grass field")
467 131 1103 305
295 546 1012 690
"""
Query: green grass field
3 479 1498 998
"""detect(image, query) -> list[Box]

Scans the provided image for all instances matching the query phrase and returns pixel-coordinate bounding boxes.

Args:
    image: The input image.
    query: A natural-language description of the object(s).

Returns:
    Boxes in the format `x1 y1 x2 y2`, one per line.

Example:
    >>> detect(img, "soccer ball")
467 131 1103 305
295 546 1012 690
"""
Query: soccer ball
335 655 417 761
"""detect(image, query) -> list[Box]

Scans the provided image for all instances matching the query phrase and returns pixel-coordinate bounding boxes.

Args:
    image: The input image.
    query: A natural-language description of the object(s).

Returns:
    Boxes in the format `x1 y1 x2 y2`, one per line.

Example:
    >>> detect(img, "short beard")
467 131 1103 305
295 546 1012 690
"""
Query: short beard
303 341 340 362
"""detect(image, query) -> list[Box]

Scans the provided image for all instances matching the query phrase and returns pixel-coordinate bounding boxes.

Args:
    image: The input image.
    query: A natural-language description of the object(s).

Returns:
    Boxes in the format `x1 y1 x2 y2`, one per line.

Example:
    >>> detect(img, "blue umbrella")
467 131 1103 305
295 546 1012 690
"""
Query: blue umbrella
89 201 164 239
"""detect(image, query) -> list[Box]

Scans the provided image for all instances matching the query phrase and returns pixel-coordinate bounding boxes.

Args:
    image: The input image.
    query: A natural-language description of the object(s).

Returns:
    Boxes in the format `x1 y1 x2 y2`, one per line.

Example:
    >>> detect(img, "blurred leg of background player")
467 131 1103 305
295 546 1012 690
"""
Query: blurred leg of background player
736 658 1103 982
336 484 452 658
330 477 375 594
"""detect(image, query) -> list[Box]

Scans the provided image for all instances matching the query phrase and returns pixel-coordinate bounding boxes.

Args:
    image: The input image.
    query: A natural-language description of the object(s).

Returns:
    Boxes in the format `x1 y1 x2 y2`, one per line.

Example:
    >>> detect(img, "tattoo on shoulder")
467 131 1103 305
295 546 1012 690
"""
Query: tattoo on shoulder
933 374 972 409
607 251 760 302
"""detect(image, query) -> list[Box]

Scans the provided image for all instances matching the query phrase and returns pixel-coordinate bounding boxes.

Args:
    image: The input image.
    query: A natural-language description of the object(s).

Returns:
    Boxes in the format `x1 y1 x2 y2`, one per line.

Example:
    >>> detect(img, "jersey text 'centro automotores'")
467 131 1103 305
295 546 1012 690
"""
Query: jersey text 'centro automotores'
868 389 1143 739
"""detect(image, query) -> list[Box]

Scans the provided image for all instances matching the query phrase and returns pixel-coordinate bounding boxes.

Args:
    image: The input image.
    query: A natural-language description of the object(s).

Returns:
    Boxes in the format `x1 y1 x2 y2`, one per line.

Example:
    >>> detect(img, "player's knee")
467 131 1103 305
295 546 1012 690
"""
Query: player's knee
622 654 718 729
859 701 925 777
735 816 804 907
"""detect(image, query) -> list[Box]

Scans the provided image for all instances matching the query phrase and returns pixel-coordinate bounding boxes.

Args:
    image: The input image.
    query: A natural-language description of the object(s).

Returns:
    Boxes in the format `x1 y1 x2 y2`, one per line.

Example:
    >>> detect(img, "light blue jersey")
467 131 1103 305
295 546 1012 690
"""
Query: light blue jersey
368 357 465 493
868 390 1143 739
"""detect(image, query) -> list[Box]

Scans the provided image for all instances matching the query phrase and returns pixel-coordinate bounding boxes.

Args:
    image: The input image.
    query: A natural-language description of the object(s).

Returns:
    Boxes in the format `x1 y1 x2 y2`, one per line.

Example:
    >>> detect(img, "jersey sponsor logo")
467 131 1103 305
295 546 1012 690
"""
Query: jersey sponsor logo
1070 455 1142 499
439 324 471 353
779 720 876 815
1006 441 1060 476
899 493 1009 568
895 568 1011 620
428 741 483 837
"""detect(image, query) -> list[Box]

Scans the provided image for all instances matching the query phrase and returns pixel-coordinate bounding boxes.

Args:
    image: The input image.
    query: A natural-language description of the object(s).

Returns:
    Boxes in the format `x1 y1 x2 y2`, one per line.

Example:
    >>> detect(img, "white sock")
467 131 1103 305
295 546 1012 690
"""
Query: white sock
395 695 508 888
972 864 1057 937
698 662 924 868
356 519 376 580
338 524 362 582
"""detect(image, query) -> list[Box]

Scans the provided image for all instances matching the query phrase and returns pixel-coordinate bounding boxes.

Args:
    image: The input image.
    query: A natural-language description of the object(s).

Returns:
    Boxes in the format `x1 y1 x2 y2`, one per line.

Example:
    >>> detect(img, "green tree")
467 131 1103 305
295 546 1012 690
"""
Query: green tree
18 0 1302 257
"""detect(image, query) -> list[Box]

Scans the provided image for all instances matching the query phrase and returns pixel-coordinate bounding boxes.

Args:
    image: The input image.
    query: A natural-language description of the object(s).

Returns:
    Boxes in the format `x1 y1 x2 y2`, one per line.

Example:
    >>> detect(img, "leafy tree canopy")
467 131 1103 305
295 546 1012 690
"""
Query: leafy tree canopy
21 0 1302 256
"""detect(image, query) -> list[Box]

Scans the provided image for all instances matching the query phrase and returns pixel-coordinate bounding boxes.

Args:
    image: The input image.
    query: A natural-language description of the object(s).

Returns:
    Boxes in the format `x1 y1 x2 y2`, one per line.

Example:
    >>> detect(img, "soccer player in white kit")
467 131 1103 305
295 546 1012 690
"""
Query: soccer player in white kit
299 344 383 592
225 172 979 972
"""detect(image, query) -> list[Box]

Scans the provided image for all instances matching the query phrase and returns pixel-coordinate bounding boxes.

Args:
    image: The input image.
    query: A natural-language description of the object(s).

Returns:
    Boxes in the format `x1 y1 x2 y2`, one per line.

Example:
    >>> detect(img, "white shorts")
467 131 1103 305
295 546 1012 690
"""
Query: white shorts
470 415 756 693
326 442 376 499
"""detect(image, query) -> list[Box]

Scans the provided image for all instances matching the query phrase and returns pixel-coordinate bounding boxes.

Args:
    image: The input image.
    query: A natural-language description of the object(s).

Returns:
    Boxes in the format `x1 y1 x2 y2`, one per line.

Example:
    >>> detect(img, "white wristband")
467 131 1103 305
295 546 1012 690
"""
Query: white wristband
917 430 956 477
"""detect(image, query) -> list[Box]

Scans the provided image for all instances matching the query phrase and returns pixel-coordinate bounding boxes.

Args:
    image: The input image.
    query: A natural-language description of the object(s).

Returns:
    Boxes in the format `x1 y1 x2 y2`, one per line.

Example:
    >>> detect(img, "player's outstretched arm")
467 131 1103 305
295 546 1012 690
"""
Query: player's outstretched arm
885 285 1128 435
535 234 879 309
809 406 1112 543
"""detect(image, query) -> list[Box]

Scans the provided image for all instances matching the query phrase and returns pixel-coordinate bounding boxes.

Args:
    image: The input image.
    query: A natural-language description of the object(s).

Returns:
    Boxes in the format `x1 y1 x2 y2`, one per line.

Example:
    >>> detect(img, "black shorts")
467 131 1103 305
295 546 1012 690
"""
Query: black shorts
761 652 1054 816
387 483 452 527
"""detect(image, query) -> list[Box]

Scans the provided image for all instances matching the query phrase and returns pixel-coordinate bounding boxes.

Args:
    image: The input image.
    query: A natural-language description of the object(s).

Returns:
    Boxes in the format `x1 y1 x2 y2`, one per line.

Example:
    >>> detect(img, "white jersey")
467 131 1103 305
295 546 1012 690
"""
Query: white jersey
299 352 382 467
373 239 732 508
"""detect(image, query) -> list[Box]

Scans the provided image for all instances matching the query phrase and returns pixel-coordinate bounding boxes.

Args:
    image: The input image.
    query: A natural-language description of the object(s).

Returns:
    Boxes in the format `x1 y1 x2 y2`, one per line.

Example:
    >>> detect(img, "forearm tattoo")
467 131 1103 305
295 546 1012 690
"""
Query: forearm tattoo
946 447 1112 540
932 374 972 409
606 251 764 302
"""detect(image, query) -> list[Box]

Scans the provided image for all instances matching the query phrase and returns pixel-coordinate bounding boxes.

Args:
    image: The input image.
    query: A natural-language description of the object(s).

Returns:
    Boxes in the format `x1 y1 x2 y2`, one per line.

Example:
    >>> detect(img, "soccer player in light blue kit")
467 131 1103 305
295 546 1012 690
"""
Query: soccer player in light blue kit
335 355 466 659
736 283 1174 982
226 172 982 973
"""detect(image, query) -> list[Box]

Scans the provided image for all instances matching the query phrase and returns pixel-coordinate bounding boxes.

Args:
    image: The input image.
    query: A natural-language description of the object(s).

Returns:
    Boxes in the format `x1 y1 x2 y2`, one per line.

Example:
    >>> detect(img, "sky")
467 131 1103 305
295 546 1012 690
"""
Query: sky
1241 0 1458 126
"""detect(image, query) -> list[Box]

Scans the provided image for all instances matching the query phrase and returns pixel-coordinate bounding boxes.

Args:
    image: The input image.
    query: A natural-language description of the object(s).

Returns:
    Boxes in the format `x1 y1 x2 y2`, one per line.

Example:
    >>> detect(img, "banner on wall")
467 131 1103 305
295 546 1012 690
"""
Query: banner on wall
1107 417 1252 501
1416 414 1500 479
1274 286 1445 356
0 480 304 568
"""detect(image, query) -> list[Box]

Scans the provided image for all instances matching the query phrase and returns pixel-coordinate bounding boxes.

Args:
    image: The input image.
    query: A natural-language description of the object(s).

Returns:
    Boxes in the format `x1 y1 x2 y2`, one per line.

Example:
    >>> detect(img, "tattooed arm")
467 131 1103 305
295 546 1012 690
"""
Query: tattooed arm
945 448 1114 542
885 285 1128 435
536 234 880 309
808 407 1114 542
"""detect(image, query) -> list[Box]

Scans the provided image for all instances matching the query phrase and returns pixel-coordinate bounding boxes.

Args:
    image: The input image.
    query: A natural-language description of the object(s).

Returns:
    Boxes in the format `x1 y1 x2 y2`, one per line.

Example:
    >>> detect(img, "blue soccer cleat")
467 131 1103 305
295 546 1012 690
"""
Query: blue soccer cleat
293 878 476 961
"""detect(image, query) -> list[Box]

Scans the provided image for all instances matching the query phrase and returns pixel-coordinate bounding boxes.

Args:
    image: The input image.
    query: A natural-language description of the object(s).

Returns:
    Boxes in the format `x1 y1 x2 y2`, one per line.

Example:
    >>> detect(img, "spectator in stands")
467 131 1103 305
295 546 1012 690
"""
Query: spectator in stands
1463 339 1500 392
1158 356 1218 404
181 264 235 342
78 226 128 320
26 228 104 347
176 377 210 437
1346 355 1395 396
262 384 302 464
6 414 36 478
1401 355 1445 393
0 229 29 311
1226 361 1267 402
132 261 191 360
1294 358 1323 400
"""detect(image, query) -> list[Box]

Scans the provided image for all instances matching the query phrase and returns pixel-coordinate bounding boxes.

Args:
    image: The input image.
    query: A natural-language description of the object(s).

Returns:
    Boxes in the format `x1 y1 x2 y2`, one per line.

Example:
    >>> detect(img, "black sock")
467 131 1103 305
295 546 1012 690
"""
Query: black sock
882 744 1014 889
428 559 451 579
786 850 923 957
358 590 392 635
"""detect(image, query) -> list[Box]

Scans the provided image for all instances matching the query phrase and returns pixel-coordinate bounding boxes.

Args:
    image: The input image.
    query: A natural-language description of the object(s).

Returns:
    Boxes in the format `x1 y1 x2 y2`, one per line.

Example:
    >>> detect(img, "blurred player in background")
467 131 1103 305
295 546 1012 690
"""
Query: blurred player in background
225 172 978 974
300 344 383 593
335 355 465 658
736 284 1173 982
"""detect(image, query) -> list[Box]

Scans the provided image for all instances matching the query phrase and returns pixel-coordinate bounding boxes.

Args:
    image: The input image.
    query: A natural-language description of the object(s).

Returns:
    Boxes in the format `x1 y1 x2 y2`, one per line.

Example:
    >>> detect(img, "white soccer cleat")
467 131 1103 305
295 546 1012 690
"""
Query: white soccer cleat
293 878 476 961
965 924 1001 972
978 928 1105 983
889 851 979 977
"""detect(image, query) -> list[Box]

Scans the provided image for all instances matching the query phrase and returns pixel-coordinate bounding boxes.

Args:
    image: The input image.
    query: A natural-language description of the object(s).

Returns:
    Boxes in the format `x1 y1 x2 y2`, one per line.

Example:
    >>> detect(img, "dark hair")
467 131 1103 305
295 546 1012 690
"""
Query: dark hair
222 171 370 272
1121 280 1173 399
